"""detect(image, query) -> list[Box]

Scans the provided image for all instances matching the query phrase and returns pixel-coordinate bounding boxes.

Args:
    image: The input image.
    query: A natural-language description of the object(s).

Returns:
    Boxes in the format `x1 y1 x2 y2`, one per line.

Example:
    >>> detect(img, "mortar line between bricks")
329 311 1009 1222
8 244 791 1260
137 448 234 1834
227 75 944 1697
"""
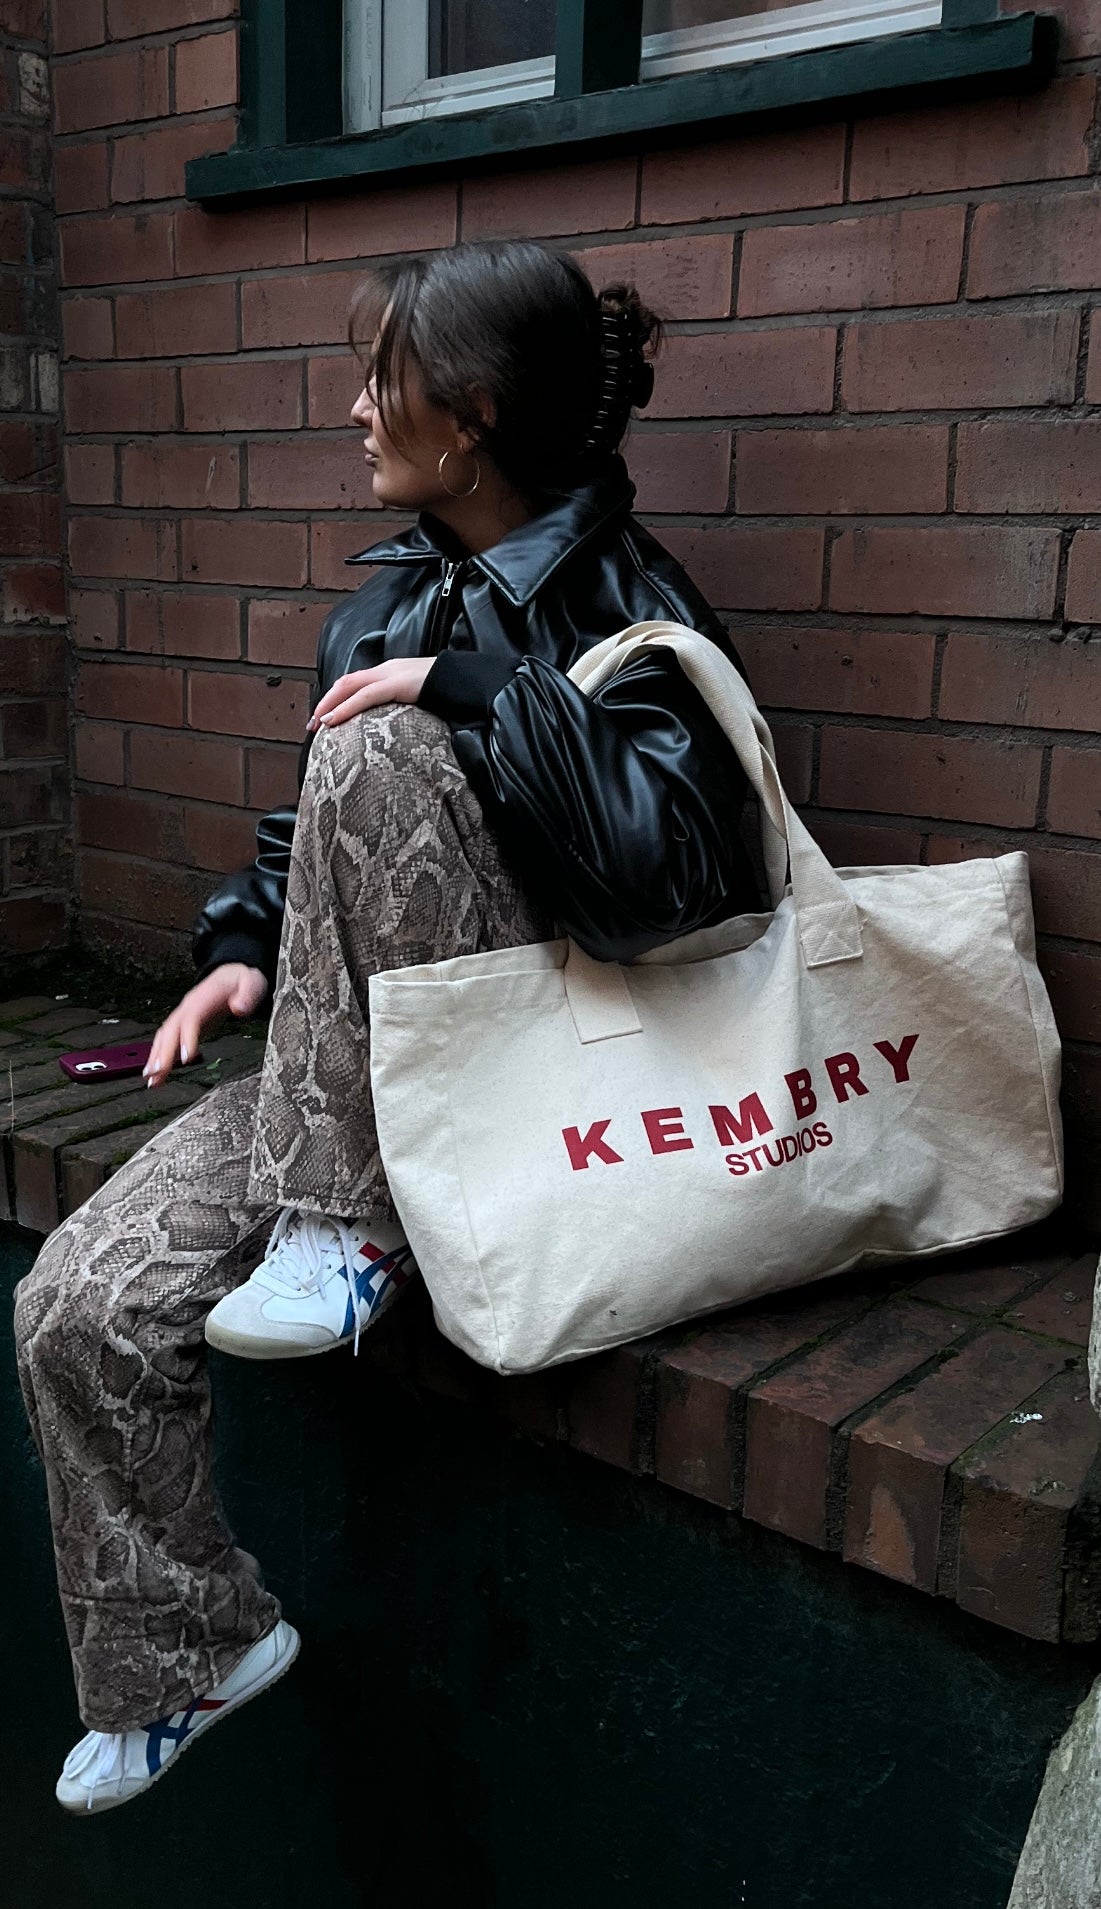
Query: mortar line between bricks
838 1333 1086 1572
661 295 1101 330
67 701 1101 759
729 229 742 321
820 1325 987 1551
50 175 1101 248
723 606 1098 637
1087 64 1101 174
957 198 976 304
675 1286 916 1422
58 304 1098 363
647 405 1101 431
944 419 957 513
929 629 947 722
939 1365 1089 1613
818 525 836 632
205 290 1098 350
58 403 1101 433
1036 929 1101 959
72 582 347 605
51 23 243 67
1053 525 1075 631
637 507 1101 528
951 1358 1090 1485
809 804 1101 851
63 504 1101 530
1074 299 1094 402
53 102 235 143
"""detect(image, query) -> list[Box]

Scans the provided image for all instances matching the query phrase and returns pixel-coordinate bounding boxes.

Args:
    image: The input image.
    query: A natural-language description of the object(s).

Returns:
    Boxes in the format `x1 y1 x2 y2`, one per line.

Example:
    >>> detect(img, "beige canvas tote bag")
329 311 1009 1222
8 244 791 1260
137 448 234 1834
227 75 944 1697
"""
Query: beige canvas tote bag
369 622 1064 1375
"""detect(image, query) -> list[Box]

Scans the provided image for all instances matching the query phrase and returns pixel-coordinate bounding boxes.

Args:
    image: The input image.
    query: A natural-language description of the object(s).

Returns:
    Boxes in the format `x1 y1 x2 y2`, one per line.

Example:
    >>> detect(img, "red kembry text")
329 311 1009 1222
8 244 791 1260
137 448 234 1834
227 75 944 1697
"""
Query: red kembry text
560 1032 919 1170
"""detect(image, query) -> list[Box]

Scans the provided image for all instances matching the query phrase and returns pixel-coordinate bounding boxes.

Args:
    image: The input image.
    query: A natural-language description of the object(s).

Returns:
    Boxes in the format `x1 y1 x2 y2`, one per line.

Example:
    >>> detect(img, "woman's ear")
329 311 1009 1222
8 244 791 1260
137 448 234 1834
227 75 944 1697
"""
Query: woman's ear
469 386 497 436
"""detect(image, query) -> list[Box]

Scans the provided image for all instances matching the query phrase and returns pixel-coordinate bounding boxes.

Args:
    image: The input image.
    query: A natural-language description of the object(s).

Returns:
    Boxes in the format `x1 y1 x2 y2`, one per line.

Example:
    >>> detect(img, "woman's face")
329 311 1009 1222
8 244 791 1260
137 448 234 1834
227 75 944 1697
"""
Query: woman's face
350 339 475 513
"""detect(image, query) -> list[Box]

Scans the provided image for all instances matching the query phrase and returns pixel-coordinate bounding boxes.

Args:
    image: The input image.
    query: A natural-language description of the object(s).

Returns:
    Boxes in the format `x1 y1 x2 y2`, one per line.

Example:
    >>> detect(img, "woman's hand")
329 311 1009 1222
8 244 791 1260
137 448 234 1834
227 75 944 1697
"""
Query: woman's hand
143 963 269 1088
307 657 436 731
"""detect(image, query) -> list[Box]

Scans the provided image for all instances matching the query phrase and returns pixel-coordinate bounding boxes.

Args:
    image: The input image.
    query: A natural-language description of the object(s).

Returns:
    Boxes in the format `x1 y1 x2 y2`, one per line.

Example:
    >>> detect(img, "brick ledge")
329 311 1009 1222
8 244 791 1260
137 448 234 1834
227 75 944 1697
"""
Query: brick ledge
367 1239 1099 1648
2 986 1097 1649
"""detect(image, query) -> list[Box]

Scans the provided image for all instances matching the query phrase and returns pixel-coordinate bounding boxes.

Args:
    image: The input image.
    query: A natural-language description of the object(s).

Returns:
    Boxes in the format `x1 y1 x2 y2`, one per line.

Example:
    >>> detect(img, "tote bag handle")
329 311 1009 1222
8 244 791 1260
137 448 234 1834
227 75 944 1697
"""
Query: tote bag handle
568 621 862 971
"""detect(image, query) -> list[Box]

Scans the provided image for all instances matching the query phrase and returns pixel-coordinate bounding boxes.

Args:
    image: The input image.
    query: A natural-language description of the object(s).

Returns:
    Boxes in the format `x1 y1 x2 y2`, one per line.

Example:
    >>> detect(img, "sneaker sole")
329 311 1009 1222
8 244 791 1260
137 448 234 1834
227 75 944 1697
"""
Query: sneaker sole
58 1624 301 1816
204 1320 353 1360
204 1279 410 1361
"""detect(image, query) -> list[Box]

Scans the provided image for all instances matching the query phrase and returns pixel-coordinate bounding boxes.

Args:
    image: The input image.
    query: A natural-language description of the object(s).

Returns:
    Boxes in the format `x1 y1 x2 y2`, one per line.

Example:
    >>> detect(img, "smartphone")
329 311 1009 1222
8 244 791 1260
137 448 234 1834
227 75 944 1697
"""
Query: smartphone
58 1040 203 1082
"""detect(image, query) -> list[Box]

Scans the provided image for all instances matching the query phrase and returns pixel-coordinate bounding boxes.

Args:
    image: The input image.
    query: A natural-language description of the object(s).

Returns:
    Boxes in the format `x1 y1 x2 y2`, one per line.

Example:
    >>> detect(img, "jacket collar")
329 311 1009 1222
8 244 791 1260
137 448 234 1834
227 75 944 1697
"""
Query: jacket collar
346 455 636 607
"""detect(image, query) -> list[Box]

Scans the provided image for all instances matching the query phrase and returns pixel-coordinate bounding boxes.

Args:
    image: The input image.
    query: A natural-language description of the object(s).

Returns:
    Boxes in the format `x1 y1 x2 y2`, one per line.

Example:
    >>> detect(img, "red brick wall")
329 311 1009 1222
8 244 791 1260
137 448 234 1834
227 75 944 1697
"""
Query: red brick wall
50 0 1101 1223
1 0 67 961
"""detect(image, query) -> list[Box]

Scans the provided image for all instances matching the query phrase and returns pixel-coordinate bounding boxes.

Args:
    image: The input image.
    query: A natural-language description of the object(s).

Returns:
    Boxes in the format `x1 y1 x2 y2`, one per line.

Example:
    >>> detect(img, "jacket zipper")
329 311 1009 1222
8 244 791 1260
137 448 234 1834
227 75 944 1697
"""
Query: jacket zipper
427 558 461 655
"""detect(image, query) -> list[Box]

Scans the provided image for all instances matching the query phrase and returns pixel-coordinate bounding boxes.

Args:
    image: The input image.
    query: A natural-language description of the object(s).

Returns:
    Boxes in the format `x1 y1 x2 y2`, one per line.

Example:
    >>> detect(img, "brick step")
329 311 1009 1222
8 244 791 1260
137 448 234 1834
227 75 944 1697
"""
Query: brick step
4 989 1097 1648
0 988 266 1232
368 1235 1101 1650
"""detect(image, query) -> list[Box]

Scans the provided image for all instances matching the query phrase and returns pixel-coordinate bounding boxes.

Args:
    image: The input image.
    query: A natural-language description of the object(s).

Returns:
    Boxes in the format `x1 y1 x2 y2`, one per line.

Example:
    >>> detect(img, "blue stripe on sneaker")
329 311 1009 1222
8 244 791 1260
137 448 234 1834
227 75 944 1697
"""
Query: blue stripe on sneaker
340 1247 413 1340
144 1695 204 1776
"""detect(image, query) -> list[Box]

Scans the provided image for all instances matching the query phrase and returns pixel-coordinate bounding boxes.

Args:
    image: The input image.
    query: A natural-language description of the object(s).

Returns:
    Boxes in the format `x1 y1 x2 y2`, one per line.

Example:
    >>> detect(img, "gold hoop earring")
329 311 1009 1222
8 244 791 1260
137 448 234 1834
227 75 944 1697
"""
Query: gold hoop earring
438 447 481 498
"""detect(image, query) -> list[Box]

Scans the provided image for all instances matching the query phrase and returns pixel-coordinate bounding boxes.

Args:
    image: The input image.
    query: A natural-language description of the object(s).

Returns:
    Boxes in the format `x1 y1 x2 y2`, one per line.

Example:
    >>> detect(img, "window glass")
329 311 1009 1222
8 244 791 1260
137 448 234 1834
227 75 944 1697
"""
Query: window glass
428 0 557 78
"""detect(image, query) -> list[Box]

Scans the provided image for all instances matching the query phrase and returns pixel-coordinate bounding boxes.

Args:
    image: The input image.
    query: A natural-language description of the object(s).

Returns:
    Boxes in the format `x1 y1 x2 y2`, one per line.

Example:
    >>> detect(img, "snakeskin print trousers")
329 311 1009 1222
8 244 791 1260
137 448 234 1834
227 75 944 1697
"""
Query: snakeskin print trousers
13 705 550 1732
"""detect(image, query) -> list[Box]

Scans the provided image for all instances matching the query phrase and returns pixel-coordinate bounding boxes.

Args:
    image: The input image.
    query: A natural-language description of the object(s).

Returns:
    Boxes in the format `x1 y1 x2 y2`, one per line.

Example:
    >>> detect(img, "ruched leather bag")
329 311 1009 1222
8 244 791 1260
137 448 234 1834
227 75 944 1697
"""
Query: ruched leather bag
368 623 1064 1375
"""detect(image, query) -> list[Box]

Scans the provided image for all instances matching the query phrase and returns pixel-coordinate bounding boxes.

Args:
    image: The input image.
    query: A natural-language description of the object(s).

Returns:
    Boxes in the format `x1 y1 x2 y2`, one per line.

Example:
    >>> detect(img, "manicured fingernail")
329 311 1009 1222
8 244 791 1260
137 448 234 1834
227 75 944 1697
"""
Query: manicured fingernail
180 1044 189 1063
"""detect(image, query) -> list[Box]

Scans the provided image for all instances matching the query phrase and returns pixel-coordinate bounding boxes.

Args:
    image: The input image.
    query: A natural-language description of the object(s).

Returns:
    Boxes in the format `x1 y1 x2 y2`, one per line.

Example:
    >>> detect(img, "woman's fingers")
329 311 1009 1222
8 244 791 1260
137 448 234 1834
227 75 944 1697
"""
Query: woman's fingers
142 973 233 1087
312 681 398 727
307 662 427 729
143 1020 178 1086
308 669 380 724
143 1009 189 1085
309 662 430 729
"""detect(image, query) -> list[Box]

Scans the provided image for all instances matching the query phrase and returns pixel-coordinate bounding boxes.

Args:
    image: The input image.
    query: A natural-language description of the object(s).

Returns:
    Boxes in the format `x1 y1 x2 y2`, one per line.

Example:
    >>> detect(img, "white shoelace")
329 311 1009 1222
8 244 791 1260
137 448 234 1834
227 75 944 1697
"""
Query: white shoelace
261 1206 370 1355
63 1729 128 1810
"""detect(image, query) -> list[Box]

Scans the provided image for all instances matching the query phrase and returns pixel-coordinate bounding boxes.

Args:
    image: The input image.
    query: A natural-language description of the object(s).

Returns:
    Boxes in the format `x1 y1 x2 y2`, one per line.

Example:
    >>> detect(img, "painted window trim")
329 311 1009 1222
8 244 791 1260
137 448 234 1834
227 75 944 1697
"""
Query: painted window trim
186 1 1056 206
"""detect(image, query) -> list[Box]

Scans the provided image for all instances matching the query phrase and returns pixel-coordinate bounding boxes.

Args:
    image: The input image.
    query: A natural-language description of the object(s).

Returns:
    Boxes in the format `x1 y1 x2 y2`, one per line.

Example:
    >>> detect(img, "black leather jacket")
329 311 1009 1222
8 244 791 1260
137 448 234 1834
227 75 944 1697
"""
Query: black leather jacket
191 454 760 1000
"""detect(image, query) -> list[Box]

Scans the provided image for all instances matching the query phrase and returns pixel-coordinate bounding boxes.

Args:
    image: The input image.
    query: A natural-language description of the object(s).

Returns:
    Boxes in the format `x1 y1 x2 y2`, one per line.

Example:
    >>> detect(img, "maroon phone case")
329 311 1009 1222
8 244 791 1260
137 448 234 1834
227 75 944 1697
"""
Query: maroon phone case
58 1040 203 1081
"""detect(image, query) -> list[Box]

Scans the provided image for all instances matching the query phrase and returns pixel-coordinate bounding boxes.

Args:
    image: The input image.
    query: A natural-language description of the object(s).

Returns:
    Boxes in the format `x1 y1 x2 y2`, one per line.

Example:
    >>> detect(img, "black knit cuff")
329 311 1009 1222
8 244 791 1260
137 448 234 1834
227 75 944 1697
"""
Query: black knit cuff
418 651 521 727
193 931 274 998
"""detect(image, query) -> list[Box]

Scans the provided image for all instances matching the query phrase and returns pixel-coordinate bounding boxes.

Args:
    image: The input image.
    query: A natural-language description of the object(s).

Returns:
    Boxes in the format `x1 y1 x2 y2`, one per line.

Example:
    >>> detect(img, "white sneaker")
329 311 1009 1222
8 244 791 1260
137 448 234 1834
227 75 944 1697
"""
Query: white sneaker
56 1619 300 1815
204 1207 417 1360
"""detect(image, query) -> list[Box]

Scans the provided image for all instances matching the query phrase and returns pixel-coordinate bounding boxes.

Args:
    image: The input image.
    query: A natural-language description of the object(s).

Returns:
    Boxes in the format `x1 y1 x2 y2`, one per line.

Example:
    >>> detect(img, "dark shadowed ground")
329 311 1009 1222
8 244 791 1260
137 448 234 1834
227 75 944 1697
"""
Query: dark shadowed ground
2 1220 1094 1909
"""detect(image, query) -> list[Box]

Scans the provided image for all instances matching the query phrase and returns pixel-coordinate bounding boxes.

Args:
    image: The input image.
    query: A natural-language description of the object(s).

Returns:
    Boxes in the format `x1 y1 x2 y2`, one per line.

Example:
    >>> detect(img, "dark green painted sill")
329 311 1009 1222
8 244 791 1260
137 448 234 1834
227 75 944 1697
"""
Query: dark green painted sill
186 13 1055 205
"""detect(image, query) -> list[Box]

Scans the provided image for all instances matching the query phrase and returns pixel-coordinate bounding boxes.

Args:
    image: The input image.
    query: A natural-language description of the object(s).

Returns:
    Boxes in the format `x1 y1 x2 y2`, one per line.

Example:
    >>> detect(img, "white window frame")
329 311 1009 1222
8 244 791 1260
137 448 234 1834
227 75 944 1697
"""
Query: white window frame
345 2 557 132
344 0 943 135
643 0 941 76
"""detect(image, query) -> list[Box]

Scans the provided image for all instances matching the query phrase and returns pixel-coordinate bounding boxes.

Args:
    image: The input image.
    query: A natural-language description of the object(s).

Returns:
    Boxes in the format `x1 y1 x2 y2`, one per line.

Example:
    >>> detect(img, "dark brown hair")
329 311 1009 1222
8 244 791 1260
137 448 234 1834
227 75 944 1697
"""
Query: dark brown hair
347 237 662 499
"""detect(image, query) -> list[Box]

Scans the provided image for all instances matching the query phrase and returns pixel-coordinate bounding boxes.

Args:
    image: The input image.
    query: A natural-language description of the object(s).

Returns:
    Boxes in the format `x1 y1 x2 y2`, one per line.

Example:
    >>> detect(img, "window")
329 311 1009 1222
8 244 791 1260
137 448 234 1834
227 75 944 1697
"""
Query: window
639 0 942 78
344 0 940 134
187 0 1053 202
346 2 560 132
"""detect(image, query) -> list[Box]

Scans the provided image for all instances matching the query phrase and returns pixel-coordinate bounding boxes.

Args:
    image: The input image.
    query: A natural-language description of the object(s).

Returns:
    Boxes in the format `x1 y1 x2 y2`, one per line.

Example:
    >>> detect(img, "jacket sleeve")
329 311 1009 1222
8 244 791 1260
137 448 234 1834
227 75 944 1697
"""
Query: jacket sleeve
426 643 759 963
190 699 321 1007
